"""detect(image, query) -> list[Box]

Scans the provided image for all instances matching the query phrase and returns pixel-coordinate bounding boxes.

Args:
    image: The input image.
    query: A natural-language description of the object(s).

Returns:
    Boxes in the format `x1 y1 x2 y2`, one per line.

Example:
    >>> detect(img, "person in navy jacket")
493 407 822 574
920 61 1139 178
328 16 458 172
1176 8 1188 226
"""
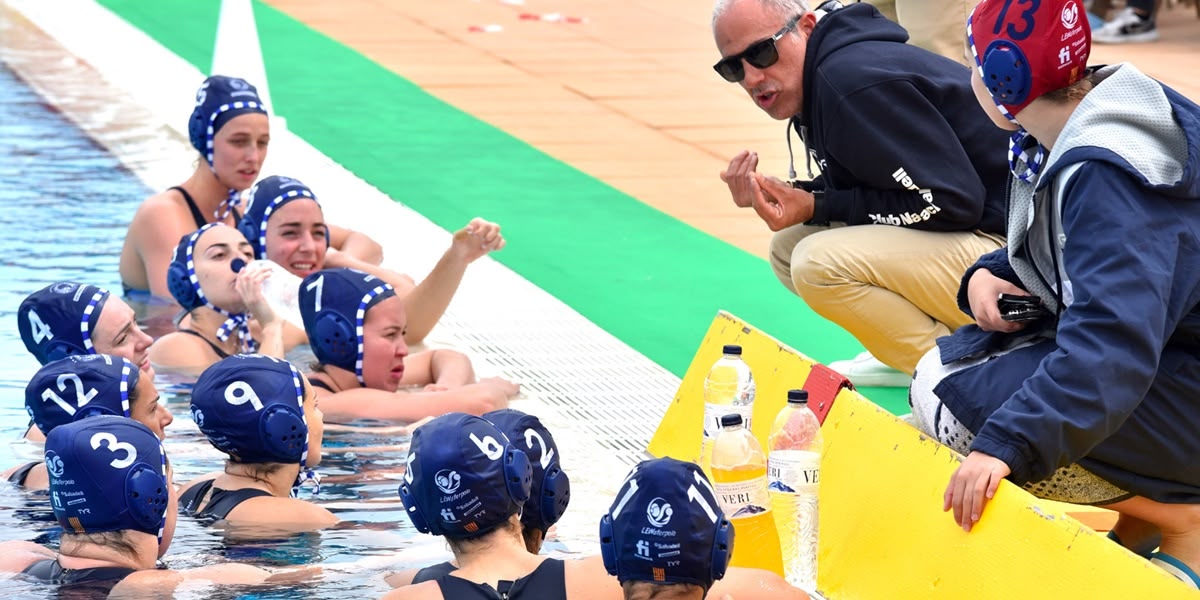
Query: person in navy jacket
909 0 1200 588
713 0 1011 387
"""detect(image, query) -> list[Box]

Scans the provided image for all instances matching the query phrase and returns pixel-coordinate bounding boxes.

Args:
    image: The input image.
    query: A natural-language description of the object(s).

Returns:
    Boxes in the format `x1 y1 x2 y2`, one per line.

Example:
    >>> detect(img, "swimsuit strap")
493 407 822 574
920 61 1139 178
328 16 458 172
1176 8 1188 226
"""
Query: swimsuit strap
169 186 208 229
178 328 232 359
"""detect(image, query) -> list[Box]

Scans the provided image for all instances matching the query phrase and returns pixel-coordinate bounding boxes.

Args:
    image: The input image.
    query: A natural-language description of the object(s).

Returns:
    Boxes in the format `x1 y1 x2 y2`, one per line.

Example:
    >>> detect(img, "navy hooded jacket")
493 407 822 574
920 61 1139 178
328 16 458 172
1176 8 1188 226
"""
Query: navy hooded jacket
796 3 1009 233
935 64 1200 502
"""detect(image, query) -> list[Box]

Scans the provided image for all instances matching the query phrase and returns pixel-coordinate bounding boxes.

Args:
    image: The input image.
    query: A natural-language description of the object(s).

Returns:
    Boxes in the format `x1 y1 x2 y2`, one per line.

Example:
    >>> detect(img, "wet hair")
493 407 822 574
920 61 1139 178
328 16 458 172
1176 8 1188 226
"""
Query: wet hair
622 581 705 600
712 0 810 25
227 461 287 478
521 527 545 554
444 516 522 557
126 377 144 411
60 531 140 561
1041 69 1101 104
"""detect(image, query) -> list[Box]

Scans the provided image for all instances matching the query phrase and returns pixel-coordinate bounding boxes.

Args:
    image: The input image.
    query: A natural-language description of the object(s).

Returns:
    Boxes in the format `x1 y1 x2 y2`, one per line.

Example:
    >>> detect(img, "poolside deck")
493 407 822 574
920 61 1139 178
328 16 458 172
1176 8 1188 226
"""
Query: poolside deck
265 0 1200 258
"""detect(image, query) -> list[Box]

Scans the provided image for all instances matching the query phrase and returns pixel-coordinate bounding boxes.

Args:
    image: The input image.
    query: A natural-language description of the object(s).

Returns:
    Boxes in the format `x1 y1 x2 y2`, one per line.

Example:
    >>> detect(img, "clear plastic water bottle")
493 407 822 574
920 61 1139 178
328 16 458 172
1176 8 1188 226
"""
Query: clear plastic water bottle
698 345 756 478
712 413 784 576
768 389 822 591
242 259 305 329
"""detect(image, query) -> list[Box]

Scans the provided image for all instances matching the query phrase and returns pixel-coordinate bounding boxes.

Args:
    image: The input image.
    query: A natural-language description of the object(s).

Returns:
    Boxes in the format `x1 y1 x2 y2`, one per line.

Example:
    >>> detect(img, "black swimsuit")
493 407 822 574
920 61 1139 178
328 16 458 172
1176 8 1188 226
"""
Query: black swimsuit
8 461 38 486
177 329 232 359
308 378 336 392
22 558 136 595
179 479 272 520
413 561 456 584
435 558 567 600
170 186 242 228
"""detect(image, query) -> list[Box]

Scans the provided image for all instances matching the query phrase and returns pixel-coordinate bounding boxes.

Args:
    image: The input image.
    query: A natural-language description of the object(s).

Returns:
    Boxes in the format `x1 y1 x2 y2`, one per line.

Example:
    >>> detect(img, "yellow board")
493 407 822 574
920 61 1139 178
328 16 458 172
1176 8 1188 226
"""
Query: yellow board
650 311 1191 598
820 390 1192 598
646 311 817 461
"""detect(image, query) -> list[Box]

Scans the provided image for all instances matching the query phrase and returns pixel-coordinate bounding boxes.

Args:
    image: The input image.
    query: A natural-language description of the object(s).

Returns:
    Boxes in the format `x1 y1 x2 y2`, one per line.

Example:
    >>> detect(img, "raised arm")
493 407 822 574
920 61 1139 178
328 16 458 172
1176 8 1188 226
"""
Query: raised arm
397 218 505 344
328 223 383 265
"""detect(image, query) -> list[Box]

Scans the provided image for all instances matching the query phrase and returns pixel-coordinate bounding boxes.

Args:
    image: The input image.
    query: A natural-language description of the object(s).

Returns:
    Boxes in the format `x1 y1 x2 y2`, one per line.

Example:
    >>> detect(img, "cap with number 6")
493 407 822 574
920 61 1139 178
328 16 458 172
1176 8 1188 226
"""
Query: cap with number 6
26 354 137 437
398 413 533 539
190 354 310 465
46 415 170 537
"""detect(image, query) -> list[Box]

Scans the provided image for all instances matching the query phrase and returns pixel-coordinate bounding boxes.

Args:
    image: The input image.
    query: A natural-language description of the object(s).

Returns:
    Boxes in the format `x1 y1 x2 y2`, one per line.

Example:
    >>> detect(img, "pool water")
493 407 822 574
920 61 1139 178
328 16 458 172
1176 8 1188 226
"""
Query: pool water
0 61 476 597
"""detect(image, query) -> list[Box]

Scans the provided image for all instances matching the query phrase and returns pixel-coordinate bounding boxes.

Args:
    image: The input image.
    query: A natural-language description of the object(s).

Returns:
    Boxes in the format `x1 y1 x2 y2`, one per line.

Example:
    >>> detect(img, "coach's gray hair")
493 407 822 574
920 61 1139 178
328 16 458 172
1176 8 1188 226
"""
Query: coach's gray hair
712 0 810 26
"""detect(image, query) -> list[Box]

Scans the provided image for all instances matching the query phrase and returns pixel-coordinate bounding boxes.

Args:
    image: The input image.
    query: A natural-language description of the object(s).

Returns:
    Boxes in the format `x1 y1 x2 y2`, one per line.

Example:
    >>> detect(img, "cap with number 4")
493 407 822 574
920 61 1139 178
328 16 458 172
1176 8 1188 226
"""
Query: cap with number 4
190 354 310 465
26 354 138 436
18 282 110 365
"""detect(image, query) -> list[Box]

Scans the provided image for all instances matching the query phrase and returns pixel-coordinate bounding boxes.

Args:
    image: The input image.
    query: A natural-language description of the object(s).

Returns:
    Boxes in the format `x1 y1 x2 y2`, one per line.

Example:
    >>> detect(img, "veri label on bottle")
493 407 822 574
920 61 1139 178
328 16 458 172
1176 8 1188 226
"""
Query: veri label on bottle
767 450 819 493
714 475 772 519
702 404 753 439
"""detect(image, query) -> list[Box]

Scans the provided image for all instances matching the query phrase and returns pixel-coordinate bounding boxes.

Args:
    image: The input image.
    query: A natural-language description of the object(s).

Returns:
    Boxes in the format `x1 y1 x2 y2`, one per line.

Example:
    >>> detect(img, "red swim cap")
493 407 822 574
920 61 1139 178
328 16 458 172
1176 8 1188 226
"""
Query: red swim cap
967 0 1091 119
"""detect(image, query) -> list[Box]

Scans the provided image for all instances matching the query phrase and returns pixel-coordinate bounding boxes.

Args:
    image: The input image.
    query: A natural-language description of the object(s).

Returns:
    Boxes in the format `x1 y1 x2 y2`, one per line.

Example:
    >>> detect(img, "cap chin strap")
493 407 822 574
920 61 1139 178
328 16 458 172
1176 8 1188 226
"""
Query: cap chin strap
214 188 242 222
291 468 322 498
1008 129 1046 183
214 313 257 353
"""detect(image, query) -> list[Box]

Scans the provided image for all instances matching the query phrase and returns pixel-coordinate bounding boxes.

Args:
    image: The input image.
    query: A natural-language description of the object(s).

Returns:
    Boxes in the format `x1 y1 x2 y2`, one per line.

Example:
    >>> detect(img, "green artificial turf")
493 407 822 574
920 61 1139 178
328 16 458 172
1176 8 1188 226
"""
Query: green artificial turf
98 0 909 414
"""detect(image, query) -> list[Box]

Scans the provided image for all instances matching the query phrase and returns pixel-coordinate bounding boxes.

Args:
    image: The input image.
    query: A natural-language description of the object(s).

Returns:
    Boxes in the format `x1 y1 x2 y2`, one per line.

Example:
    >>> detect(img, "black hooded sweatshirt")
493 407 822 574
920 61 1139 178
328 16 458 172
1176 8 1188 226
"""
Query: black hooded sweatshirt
796 3 1009 234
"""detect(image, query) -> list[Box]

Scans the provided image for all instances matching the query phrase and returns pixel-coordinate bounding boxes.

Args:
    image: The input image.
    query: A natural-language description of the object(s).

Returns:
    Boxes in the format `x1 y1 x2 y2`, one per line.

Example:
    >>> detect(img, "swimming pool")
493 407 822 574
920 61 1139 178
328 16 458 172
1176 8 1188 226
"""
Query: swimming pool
0 60 457 598
0 42 654 596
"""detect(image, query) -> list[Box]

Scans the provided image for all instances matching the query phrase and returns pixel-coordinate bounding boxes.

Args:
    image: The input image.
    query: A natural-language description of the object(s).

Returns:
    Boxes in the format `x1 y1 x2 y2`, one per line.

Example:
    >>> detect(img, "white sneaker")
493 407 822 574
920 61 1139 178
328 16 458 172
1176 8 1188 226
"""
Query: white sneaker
1092 7 1159 44
827 351 912 388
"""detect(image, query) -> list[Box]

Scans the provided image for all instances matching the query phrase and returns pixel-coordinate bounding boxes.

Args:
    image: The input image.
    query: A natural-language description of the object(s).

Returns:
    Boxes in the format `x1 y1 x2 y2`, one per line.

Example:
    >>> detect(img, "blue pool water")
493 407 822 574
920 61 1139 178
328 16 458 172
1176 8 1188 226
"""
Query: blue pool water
0 62 441 597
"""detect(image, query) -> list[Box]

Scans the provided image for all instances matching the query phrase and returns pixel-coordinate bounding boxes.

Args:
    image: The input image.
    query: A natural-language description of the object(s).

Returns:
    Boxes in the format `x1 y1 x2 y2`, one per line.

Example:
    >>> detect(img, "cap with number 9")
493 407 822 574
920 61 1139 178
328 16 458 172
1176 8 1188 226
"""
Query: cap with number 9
190 354 310 466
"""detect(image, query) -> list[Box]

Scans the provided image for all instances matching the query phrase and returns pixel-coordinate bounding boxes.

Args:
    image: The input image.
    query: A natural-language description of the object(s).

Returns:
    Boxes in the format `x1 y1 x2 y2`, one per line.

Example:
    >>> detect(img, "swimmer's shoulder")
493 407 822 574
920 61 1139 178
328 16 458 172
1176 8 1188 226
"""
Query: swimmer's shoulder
227 495 339 529
0 540 54 573
147 332 222 376
131 188 192 224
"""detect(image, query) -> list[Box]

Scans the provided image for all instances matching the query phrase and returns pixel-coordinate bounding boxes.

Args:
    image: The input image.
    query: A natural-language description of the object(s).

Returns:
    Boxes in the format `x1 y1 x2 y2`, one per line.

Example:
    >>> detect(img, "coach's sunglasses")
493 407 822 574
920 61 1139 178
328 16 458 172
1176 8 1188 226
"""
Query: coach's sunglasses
712 15 801 83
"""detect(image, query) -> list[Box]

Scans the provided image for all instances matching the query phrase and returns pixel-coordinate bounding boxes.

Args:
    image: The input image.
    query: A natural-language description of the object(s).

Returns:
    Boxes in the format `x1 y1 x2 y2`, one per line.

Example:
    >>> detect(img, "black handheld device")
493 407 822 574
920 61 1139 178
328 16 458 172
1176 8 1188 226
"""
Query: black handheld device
998 293 1052 323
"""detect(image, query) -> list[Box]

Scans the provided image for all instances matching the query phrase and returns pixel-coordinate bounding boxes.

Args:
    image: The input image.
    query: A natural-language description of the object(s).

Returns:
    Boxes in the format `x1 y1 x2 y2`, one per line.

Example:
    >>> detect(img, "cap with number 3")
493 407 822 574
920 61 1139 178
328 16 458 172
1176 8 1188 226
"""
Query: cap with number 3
45 415 169 537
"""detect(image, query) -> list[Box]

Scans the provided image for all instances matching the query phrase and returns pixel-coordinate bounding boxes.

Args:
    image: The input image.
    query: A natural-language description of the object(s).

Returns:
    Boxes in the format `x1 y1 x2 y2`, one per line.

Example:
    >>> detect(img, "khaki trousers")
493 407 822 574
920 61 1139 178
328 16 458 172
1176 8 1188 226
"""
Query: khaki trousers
769 224 1004 374
867 0 982 66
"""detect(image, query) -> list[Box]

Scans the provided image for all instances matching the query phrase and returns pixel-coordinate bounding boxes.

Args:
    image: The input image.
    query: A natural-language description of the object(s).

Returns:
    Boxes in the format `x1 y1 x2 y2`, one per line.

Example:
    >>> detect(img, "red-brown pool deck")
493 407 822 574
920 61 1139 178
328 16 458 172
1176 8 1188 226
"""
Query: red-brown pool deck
265 0 1199 258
